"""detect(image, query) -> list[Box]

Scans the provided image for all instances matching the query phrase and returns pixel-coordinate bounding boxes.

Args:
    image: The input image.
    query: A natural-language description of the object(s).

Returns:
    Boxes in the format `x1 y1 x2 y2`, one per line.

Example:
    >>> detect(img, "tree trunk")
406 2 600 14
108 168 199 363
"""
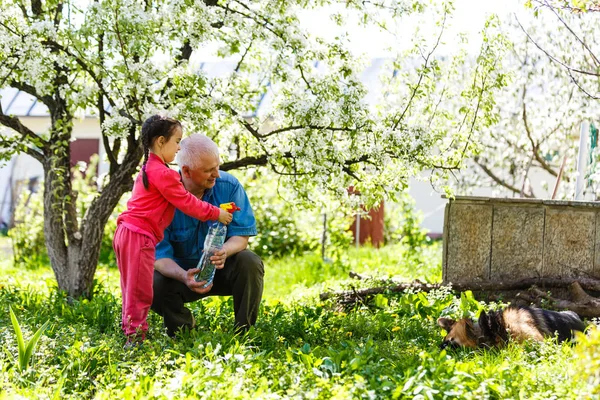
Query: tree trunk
43 127 142 299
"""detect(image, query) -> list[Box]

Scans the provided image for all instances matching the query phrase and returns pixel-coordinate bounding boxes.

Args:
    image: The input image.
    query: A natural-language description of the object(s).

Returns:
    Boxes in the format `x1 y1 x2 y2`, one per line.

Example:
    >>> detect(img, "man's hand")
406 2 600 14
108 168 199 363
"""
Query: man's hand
209 248 228 269
184 268 213 294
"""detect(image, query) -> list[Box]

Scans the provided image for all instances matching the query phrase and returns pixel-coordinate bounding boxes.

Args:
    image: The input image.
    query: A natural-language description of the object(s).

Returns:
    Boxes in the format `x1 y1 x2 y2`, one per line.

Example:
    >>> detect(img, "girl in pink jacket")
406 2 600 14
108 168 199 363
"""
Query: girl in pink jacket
113 115 232 346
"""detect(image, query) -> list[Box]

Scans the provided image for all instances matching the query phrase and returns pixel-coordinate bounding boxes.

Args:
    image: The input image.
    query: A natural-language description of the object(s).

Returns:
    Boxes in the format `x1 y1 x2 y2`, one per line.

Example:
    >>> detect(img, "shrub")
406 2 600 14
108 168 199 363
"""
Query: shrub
9 186 47 267
8 157 124 268
573 324 600 396
384 191 430 248
239 169 353 259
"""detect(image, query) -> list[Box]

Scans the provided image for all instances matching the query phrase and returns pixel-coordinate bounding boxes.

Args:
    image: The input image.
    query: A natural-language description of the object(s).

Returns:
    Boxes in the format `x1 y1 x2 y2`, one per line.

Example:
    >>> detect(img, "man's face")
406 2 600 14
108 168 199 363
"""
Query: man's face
182 154 220 193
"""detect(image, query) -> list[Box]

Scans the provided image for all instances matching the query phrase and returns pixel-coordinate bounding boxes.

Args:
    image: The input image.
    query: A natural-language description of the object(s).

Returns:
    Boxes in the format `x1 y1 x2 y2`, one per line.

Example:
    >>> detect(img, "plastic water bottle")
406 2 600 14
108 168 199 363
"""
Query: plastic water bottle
193 202 240 288
193 222 227 288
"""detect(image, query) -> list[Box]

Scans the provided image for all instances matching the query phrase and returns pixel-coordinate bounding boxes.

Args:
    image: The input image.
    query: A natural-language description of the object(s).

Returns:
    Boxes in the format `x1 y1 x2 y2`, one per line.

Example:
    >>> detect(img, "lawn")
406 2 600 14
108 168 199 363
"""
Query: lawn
0 242 599 399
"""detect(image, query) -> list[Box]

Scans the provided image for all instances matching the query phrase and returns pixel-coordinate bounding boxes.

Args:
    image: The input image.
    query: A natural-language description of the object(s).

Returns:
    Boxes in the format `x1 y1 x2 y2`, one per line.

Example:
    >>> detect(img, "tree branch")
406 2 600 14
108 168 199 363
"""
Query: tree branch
9 81 56 111
53 1 63 27
321 274 600 303
542 0 600 68
297 62 314 94
177 39 193 64
216 100 262 140
533 0 600 13
0 134 44 163
391 9 447 130
443 55 494 169
42 39 140 124
515 14 600 77
94 29 120 173
234 40 253 73
259 124 361 139
521 89 558 177
220 155 267 170
98 95 119 173
0 57 21 88
0 112 47 159
231 0 281 38
474 157 535 197
520 154 535 198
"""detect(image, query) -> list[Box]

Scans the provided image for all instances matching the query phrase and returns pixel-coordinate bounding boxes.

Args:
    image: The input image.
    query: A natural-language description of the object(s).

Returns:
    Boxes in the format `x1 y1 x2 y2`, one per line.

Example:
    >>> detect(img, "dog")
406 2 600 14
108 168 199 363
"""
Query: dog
437 306 586 350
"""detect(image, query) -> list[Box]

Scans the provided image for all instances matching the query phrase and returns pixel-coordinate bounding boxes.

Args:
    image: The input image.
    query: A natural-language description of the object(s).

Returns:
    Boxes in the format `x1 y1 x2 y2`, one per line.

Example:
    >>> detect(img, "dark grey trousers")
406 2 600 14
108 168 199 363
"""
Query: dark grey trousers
151 250 264 336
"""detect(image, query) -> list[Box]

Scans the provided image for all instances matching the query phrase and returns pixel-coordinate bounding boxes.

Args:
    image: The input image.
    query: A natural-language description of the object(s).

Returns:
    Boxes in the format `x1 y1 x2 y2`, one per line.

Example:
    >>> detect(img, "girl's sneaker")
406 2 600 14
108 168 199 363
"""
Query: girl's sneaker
124 333 144 350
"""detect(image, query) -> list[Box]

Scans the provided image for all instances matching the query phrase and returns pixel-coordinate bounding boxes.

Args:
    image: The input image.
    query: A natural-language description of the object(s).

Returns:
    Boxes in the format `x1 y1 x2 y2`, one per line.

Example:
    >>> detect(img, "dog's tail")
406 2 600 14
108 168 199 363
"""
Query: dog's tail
536 309 586 342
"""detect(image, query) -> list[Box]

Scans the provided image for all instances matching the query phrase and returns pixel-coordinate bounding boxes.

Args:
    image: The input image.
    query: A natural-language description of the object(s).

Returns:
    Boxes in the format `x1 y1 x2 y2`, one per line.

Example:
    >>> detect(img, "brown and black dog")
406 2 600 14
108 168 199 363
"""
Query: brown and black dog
437 306 586 350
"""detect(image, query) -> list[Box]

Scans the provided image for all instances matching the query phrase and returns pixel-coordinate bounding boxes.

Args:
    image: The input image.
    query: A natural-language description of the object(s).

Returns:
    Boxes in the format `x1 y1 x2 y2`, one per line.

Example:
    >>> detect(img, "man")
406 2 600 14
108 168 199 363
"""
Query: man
152 134 264 336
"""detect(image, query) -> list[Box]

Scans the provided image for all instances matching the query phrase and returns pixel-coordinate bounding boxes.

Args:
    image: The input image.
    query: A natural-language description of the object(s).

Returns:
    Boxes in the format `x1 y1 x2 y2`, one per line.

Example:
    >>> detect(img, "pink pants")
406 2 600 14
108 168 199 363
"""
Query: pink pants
113 224 155 338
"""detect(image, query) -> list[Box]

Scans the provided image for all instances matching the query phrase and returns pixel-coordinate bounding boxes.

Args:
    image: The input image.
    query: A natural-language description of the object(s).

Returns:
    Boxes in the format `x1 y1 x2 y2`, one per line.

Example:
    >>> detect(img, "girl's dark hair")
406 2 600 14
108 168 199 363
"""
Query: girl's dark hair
141 115 182 189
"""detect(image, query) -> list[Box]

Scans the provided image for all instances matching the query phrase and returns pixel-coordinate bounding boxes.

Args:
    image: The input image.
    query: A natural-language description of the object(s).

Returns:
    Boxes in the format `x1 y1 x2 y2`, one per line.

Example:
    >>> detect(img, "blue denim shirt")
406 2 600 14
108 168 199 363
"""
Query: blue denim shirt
155 171 257 270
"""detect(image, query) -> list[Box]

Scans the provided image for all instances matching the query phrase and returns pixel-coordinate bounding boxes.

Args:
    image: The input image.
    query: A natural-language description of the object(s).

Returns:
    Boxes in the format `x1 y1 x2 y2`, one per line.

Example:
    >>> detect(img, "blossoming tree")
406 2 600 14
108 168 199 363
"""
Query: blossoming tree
452 2 600 200
454 12 600 198
0 0 506 298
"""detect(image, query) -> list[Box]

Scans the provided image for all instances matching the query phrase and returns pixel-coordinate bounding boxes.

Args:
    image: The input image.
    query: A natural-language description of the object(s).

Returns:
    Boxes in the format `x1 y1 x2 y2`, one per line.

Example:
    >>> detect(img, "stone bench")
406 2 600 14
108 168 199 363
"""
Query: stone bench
442 196 600 283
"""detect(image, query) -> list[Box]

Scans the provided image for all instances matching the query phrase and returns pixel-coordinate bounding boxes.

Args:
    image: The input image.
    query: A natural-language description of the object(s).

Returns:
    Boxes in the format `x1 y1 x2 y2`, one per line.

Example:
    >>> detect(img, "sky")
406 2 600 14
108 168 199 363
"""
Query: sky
191 0 532 65
298 0 526 58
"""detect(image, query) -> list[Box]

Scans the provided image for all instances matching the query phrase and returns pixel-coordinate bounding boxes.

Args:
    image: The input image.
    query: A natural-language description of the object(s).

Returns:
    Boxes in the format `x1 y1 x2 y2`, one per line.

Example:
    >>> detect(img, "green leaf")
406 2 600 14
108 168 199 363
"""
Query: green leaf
9 306 50 372
9 306 26 371
374 294 388 309
23 320 50 371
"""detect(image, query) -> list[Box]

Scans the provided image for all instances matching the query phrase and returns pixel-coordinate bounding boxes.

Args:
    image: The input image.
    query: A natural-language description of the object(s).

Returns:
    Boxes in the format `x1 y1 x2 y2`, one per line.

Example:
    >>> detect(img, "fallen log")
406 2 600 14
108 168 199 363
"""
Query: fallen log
320 272 600 317
320 273 600 301
527 282 600 318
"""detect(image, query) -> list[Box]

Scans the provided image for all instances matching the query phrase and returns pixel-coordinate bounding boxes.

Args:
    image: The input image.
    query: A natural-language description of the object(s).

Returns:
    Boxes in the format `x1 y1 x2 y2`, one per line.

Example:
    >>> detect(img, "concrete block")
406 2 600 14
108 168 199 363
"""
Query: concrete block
491 205 544 280
544 208 595 277
445 202 493 283
594 213 600 276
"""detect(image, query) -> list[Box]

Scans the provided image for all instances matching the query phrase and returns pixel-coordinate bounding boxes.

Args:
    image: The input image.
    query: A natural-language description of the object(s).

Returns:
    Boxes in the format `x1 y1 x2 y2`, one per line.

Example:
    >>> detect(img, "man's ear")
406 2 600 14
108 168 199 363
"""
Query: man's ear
437 317 456 332
181 165 190 178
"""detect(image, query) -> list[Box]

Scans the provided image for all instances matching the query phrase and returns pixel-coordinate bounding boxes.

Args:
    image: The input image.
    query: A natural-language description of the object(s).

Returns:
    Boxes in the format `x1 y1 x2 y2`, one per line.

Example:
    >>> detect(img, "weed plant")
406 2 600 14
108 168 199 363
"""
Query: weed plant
0 244 597 399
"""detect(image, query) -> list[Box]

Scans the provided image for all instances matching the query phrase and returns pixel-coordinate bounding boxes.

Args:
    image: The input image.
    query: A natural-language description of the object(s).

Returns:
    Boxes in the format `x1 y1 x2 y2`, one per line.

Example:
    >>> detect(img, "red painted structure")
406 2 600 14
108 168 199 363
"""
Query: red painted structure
348 187 385 247
70 138 99 170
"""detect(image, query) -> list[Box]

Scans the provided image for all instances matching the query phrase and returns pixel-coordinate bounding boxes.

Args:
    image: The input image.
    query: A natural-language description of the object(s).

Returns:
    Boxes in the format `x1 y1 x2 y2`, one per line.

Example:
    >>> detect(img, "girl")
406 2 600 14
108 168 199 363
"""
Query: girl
113 115 232 346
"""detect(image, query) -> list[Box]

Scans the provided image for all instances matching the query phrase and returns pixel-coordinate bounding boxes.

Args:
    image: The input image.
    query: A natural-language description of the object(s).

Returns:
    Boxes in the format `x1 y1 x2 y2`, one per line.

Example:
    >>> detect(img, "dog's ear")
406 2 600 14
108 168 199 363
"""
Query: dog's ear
478 310 488 322
478 310 492 335
437 317 456 332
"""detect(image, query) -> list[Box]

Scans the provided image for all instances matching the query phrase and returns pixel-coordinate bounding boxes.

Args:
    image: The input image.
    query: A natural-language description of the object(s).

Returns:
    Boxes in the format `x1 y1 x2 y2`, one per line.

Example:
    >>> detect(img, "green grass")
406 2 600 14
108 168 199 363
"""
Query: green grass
0 245 598 399
264 242 442 301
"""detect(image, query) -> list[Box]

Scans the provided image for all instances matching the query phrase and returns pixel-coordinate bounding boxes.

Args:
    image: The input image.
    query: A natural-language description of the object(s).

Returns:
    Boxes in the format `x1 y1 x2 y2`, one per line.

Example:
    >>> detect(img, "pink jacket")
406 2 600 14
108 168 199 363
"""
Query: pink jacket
117 152 220 244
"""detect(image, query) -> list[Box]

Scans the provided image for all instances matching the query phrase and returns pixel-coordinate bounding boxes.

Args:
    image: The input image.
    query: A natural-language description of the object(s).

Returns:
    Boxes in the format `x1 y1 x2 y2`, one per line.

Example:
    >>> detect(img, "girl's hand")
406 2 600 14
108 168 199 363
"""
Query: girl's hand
218 209 233 224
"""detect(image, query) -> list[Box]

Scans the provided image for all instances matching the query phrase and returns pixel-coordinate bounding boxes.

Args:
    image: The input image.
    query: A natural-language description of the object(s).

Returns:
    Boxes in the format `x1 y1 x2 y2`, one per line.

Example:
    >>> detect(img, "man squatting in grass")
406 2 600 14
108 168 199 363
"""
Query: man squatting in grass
114 116 233 347
152 134 264 336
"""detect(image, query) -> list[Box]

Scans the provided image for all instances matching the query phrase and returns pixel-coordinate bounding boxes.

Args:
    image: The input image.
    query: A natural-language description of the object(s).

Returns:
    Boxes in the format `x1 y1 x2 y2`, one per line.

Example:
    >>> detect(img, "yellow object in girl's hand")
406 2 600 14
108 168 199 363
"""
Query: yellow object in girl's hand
219 202 241 213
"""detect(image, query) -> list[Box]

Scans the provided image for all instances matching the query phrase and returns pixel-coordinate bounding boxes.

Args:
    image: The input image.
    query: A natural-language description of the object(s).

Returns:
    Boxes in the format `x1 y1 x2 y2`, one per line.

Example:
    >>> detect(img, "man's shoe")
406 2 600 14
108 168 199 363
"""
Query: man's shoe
167 315 196 339
233 324 250 336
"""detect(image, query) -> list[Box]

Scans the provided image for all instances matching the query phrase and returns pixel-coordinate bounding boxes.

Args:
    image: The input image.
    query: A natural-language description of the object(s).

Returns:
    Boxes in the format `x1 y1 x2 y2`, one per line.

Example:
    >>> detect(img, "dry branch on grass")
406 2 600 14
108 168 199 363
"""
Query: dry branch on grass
320 272 600 317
